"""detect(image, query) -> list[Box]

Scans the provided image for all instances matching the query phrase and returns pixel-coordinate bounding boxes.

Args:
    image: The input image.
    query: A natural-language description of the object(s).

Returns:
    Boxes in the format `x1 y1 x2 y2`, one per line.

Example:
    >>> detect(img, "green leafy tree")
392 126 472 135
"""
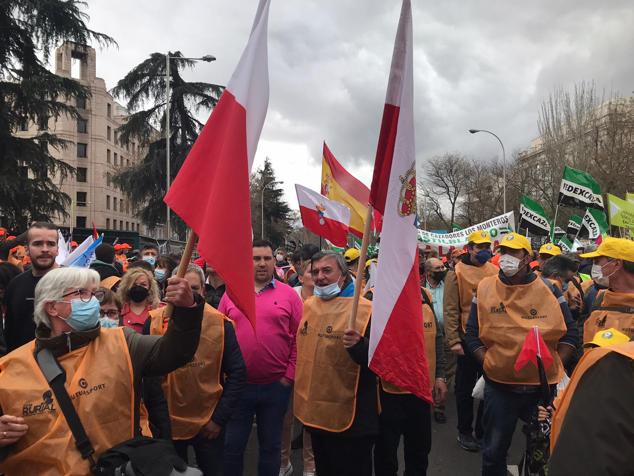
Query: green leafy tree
250 158 292 247
0 1 113 230
111 52 223 239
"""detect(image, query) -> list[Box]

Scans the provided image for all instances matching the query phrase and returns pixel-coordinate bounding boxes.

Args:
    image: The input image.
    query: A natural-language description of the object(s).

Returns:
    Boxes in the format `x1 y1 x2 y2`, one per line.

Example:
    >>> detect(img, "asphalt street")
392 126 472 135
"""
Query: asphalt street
239 391 525 475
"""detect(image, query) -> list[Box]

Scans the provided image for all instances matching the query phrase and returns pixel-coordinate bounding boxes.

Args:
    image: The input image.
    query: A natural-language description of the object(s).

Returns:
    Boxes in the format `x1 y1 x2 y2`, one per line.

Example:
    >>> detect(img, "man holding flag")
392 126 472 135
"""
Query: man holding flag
465 232 578 476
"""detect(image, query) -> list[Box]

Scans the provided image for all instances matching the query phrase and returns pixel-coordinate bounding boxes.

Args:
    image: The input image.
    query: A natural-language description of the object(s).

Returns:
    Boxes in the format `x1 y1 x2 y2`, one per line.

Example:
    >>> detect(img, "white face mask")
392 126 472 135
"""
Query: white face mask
499 254 522 277
591 263 611 287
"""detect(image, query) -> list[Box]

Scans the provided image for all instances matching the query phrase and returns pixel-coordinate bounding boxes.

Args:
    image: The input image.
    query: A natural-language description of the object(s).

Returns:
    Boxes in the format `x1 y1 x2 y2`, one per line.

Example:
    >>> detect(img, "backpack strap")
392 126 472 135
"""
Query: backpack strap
35 348 96 466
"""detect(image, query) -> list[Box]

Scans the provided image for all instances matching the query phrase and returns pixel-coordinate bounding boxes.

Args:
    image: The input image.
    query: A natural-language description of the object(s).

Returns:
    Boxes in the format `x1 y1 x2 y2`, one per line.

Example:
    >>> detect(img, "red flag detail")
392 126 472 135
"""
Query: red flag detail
514 326 554 373
369 104 400 215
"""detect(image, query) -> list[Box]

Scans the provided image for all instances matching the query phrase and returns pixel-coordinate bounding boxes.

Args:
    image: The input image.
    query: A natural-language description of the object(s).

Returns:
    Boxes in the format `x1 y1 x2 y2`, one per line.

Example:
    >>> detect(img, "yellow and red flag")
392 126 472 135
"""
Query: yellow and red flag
321 142 379 237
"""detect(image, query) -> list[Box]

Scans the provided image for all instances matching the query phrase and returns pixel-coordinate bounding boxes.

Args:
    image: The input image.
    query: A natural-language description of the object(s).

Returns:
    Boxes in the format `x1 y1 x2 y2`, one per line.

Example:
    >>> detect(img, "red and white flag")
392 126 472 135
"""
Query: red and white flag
295 184 351 247
514 326 554 373
368 0 432 402
164 0 271 329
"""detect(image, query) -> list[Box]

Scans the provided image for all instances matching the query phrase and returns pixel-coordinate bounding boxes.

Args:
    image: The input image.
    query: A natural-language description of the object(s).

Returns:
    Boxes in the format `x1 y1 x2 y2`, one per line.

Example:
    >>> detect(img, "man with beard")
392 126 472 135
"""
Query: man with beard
2 222 59 353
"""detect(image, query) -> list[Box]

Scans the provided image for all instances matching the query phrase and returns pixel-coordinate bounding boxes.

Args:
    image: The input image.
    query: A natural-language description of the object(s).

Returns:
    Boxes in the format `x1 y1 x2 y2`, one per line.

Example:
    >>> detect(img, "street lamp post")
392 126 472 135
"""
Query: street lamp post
261 180 281 239
469 129 507 214
165 53 216 245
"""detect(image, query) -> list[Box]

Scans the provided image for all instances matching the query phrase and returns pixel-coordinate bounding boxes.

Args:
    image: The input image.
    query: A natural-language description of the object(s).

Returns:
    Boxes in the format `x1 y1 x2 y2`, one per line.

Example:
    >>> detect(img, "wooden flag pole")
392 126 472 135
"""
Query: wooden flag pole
164 229 198 318
348 205 374 329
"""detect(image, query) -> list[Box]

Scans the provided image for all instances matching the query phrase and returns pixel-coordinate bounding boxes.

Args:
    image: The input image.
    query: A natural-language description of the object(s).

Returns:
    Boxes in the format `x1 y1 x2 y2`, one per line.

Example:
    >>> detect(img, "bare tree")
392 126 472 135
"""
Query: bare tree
420 153 471 230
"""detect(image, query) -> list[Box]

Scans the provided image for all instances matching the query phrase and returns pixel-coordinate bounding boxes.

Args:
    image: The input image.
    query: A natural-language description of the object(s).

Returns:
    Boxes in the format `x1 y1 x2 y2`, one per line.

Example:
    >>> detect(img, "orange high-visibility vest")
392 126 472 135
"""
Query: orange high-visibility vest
294 296 372 433
454 260 498 332
550 342 634 451
381 288 437 394
0 328 134 476
149 303 226 440
582 291 634 344
115 253 128 272
477 276 566 385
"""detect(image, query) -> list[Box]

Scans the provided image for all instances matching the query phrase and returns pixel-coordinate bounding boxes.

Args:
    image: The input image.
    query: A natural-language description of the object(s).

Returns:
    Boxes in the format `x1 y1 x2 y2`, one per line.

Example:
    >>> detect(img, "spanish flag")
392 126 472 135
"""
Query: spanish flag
321 142 372 238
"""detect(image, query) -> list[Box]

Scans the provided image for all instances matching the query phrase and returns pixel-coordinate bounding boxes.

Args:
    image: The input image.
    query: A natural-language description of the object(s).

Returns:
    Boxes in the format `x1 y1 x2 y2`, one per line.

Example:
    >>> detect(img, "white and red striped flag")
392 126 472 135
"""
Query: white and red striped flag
164 0 272 329
295 184 351 247
368 0 432 402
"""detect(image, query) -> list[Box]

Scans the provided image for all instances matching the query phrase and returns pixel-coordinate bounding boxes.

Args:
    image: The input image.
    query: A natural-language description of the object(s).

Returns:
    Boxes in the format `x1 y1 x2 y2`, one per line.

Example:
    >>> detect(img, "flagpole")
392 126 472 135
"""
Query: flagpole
551 202 561 242
164 229 198 318
348 205 373 329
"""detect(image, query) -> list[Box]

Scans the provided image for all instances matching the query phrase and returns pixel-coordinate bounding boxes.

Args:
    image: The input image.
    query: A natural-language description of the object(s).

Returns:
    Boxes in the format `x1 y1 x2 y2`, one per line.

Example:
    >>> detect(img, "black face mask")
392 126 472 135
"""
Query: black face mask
129 285 149 303
431 271 447 282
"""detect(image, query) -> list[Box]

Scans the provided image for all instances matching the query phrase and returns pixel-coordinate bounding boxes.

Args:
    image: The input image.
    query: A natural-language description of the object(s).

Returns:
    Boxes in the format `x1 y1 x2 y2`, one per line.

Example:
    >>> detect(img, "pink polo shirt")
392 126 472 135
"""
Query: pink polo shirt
219 280 303 384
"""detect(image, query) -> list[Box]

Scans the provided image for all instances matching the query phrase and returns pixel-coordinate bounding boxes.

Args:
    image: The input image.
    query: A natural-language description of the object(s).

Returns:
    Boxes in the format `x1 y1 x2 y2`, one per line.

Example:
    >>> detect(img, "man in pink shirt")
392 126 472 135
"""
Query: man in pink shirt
220 239 303 476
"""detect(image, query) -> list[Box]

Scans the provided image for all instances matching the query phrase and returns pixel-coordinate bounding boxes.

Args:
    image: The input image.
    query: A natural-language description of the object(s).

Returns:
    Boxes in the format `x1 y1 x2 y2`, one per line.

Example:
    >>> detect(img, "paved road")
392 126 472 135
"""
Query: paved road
240 391 526 475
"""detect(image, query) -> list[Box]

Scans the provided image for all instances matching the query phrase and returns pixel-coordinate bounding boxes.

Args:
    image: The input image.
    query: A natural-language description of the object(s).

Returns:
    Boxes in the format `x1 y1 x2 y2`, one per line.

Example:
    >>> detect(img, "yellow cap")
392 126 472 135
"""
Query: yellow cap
579 236 634 261
344 248 361 263
498 232 532 254
467 230 492 245
365 258 377 268
584 328 631 348
538 243 562 256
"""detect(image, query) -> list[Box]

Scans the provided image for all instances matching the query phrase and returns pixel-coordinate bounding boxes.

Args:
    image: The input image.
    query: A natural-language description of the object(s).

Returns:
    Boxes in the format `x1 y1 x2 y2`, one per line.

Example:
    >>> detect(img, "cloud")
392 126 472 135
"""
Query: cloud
80 0 634 205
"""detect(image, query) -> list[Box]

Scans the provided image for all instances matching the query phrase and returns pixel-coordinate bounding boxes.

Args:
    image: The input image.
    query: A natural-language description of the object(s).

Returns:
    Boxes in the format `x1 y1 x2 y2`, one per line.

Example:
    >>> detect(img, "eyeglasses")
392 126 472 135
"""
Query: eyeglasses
99 309 120 319
61 289 106 303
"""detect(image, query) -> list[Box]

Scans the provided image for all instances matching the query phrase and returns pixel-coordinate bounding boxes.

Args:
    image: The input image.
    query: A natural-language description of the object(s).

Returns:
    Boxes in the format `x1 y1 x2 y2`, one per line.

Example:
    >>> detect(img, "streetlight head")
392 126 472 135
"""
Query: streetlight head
468 129 480 134
201 55 216 62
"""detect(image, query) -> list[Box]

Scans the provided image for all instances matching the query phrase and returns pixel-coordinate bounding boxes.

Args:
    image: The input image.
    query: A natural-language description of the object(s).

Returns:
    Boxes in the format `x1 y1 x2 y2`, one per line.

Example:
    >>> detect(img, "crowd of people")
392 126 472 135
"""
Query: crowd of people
0 222 632 476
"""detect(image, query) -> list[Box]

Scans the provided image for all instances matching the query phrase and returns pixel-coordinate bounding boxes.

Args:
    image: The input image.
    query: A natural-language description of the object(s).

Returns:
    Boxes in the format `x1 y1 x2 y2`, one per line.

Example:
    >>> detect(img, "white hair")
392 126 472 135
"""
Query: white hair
34 267 100 329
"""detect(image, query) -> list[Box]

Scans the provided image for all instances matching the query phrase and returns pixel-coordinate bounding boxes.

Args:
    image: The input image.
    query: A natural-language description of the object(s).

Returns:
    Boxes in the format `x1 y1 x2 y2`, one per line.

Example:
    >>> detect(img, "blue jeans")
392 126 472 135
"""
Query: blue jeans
482 382 539 476
224 381 292 476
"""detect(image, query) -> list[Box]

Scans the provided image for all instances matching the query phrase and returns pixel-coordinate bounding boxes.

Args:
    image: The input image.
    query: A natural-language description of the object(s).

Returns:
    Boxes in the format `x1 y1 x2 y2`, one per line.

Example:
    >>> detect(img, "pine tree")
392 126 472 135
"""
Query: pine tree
250 158 292 247
111 52 223 239
0 1 113 230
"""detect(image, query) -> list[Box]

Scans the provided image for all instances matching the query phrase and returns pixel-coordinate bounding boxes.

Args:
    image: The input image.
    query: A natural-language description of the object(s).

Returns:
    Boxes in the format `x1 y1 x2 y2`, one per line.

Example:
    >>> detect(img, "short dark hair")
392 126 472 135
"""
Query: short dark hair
27 222 58 244
542 255 578 278
140 243 159 254
252 239 274 253
300 244 320 262
95 243 115 264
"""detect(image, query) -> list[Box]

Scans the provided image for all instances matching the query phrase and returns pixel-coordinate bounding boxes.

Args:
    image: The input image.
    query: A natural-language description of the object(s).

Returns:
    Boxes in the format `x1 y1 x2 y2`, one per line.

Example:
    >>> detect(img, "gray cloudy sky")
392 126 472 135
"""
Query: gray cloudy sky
82 0 634 208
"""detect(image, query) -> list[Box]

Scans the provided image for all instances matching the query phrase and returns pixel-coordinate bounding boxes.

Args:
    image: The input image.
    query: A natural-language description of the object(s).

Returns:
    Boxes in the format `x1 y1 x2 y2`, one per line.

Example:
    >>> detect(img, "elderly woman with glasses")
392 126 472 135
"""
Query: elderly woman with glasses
0 267 203 475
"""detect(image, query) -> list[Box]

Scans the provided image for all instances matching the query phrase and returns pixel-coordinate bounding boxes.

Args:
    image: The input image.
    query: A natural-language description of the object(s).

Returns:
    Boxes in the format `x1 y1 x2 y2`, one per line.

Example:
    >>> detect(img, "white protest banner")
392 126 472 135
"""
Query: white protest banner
417 211 515 255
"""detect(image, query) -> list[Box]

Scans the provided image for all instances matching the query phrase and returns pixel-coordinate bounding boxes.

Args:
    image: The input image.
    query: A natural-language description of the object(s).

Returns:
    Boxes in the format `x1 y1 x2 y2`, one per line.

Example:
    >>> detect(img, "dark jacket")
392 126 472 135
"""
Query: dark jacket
90 260 122 281
3 270 43 353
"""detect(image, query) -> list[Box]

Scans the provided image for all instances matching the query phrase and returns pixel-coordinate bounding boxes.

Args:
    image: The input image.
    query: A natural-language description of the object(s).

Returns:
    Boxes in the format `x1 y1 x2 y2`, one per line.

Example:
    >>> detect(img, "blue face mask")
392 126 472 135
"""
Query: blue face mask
154 269 166 282
64 297 101 331
99 317 119 329
475 249 492 264
142 255 156 267
314 282 341 300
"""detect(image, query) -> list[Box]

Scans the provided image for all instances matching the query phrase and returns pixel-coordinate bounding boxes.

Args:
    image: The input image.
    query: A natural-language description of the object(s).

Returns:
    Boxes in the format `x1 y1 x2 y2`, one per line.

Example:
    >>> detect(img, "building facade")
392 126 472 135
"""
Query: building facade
15 42 166 239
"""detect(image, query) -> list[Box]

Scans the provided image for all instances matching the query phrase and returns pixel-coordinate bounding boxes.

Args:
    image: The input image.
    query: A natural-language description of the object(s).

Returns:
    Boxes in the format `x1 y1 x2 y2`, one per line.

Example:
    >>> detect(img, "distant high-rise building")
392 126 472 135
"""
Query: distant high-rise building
15 42 165 239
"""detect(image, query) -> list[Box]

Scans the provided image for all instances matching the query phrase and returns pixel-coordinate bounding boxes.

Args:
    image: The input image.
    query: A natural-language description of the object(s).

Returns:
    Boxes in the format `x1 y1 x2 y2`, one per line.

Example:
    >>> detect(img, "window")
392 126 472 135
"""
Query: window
119 220 123 230
106 173 111 187
113 198 117 211
107 126 112 141
77 143 87 158
76 96 86 109
106 195 111 210
126 221 129 231
112 219 116 230
107 103 112 118
77 118 88 133
126 159 130 167
114 131 119 145
76 167 87 183
136 223 140 232
76 216 87 228
120 199 124 212
106 218 110 229
107 149 111 164
76 192 87 207
114 153 118 166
